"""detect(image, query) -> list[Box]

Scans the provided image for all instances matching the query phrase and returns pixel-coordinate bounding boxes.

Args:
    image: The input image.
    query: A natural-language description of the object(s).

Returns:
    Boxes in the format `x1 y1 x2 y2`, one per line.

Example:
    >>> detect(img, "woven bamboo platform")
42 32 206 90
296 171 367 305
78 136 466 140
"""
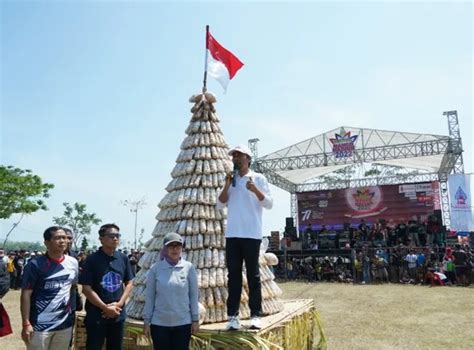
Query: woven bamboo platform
73 299 326 349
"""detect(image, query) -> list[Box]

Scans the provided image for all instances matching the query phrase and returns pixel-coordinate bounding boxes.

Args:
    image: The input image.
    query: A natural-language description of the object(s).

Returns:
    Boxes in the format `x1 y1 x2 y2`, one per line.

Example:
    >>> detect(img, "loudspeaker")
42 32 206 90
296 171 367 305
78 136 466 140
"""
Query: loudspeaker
285 217 294 228
285 227 297 240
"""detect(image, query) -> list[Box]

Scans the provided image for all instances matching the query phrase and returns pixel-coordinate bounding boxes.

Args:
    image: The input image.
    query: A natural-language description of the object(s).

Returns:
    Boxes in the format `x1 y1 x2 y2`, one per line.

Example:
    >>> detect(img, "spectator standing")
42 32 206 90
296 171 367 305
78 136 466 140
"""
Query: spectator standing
408 218 420 246
358 220 368 242
417 217 427 246
304 225 313 250
396 220 408 245
7 253 16 289
453 245 468 286
386 219 396 246
361 247 372 284
416 250 426 284
79 223 134 350
353 254 363 283
374 249 389 283
14 249 27 289
404 250 418 282
389 247 402 283
128 250 139 275
286 260 294 280
427 213 441 245
20 226 79 349
442 247 456 285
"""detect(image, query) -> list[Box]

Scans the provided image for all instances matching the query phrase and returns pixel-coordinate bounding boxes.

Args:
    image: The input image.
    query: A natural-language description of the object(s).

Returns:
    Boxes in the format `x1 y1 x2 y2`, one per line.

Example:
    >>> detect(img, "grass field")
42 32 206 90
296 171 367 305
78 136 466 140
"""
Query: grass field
2 283 473 349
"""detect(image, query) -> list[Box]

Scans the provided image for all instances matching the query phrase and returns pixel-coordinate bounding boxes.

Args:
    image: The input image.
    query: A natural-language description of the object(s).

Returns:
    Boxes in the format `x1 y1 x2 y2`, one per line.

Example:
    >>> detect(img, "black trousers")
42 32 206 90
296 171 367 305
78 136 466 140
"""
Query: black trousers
85 316 124 350
150 324 191 350
226 238 262 317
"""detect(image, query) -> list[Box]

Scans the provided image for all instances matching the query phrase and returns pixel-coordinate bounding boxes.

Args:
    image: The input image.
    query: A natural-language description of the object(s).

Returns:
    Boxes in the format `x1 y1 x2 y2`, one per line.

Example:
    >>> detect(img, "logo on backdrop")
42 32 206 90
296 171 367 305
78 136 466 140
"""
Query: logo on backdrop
346 186 382 212
453 186 468 209
330 128 358 158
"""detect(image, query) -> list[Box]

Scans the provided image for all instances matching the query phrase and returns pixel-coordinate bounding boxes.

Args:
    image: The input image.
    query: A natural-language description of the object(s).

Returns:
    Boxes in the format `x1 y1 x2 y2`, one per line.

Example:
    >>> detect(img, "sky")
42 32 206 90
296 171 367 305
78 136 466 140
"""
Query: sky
1 0 472 248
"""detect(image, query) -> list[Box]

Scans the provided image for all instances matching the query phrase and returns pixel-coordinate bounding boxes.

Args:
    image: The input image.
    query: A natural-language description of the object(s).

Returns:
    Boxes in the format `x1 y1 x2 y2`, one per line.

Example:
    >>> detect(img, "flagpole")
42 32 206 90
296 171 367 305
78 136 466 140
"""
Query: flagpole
203 25 209 93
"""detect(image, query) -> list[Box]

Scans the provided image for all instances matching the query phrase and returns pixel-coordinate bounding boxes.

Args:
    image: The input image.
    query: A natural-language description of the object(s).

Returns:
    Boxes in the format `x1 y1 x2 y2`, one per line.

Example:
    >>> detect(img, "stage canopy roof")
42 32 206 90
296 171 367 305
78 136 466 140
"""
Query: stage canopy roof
254 126 459 193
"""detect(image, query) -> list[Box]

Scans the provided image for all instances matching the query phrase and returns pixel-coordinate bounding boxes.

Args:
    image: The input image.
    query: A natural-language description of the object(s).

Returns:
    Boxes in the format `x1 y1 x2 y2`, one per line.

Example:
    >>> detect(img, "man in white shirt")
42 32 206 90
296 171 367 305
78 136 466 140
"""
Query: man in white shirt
217 144 273 330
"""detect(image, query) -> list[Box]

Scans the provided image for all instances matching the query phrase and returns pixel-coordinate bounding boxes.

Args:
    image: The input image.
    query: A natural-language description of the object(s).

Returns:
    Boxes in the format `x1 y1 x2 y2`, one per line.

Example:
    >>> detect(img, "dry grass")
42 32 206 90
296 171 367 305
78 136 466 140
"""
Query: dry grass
2 284 473 349
281 281 474 349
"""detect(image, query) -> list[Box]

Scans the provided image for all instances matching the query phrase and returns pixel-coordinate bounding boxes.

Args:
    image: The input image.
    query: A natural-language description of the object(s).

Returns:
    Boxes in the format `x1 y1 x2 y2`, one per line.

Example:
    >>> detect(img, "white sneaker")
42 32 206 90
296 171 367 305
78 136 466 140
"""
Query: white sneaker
249 316 261 330
226 316 241 331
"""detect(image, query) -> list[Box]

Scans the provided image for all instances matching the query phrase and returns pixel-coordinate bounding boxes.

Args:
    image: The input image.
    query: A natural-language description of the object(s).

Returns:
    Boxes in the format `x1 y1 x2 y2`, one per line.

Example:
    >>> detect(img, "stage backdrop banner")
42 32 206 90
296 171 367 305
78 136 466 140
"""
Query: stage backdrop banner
297 182 440 230
448 174 473 232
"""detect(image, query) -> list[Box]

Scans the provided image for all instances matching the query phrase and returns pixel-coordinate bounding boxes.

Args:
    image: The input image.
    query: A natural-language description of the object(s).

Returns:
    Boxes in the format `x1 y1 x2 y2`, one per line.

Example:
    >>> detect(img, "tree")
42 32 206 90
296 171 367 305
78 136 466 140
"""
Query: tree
80 237 89 252
53 202 102 250
0 165 54 219
3 241 44 252
138 228 145 251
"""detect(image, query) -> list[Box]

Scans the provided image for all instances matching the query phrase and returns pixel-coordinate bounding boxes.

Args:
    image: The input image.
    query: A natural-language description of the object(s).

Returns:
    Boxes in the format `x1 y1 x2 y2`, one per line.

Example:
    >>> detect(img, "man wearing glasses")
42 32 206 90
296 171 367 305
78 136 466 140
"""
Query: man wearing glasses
79 224 134 350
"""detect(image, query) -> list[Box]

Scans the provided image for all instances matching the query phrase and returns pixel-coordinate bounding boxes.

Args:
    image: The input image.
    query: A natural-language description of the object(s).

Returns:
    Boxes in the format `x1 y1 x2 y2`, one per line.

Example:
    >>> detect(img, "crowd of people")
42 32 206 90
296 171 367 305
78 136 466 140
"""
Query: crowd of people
300 214 448 250
0 248 144 293
275 243 473 287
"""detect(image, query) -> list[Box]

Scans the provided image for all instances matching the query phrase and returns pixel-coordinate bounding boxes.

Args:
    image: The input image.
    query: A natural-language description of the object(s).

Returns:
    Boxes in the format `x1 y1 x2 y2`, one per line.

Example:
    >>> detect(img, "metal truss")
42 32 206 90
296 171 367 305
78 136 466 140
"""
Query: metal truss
296 173 440 192
248 138 260 171
290 193 297 229
257 138 451 172
443 110 464 174
254 164 297 193
438 110 465 228
439 180 451 228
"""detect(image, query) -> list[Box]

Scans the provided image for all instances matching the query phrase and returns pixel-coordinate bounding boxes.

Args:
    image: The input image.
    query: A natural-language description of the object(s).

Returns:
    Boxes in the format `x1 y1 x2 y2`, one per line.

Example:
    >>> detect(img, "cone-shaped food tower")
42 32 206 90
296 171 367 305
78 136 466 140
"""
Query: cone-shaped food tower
126 92 283 324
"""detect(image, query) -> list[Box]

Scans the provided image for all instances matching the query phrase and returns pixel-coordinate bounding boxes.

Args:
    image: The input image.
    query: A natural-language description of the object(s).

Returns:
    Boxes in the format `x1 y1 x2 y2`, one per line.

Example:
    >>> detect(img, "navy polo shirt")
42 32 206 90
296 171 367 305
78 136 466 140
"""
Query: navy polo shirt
79 248 134 322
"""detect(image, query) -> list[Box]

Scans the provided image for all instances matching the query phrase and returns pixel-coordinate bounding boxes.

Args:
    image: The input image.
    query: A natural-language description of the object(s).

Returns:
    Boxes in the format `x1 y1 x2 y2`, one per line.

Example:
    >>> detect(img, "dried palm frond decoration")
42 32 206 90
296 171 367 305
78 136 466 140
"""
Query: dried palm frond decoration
71 299 326 349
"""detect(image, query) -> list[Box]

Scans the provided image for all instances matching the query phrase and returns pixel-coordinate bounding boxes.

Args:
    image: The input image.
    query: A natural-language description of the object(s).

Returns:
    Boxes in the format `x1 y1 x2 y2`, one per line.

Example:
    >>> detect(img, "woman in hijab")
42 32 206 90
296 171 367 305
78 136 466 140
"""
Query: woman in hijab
143 232 199 350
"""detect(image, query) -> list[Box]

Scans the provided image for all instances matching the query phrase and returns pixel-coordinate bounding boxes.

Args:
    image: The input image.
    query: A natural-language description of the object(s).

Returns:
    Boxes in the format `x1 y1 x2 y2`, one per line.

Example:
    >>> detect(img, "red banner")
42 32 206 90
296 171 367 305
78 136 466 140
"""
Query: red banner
297 182 440 230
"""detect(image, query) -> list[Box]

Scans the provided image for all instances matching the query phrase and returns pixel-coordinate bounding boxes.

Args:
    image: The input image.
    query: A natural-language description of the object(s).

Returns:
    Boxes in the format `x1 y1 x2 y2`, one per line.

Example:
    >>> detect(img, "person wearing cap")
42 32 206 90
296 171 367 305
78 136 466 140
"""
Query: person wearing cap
217 144 273 330
79 223 134 350
143 232 199 350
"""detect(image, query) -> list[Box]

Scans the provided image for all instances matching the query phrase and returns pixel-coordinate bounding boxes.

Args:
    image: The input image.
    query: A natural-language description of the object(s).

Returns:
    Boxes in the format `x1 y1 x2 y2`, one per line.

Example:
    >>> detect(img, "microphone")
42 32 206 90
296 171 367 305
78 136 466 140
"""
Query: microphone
232 163 239 187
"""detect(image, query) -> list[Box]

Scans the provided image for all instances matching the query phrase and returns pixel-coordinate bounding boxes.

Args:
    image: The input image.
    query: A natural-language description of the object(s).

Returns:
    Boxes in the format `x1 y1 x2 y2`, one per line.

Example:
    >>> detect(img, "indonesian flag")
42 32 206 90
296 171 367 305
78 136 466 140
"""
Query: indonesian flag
206 31 244 92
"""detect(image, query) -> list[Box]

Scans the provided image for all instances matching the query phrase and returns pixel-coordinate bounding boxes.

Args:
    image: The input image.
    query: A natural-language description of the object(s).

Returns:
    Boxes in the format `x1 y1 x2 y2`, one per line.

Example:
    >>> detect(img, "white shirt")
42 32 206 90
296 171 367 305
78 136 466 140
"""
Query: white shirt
405 254 417 269
217 170 273 239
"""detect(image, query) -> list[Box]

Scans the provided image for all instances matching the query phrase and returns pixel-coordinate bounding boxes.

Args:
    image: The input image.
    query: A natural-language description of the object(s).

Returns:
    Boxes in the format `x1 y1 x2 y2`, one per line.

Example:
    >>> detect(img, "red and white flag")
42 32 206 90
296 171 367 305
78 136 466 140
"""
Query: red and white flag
206 31 244 92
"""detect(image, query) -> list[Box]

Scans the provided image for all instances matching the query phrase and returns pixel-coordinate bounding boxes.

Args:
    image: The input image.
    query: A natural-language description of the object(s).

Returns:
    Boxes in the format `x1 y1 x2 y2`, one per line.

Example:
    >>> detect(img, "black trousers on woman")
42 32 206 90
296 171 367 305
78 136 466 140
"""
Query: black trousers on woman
225 237 262 317
150 324 191 350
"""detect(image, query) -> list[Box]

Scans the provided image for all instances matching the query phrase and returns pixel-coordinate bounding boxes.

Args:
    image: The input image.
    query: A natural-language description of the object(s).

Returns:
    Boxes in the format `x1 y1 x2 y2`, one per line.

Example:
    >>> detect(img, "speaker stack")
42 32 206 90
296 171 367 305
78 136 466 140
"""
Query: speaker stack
285 217 297 240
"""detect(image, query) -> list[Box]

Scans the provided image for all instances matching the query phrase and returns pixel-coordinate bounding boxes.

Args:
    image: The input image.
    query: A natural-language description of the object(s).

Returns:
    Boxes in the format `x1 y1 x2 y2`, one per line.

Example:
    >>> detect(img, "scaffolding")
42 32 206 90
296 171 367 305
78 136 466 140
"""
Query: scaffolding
252 111 464 230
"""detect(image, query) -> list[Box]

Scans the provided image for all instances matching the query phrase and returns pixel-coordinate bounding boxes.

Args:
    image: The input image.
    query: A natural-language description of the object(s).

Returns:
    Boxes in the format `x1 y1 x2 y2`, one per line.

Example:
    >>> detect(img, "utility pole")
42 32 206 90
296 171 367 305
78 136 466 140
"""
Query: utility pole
121 198 146 251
